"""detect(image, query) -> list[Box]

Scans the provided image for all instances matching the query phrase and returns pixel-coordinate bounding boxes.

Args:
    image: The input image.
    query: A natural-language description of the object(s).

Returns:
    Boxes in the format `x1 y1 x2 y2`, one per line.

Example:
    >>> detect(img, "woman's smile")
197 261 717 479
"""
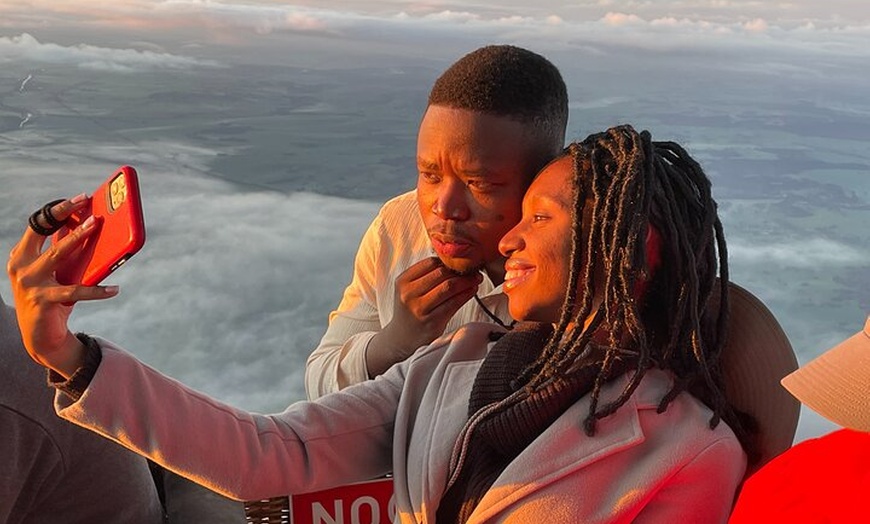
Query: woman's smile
503 260 536 292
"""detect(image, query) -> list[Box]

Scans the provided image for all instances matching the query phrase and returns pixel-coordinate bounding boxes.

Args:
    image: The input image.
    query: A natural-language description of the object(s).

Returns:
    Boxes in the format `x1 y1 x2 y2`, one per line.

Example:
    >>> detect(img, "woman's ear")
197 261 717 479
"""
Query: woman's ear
645 224 663 276
633 224 663 300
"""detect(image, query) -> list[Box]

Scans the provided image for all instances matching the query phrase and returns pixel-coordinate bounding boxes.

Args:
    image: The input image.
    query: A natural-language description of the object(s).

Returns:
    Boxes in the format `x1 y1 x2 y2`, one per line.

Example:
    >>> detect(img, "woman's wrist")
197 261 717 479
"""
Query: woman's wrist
48 331 89 378
47 333 103 401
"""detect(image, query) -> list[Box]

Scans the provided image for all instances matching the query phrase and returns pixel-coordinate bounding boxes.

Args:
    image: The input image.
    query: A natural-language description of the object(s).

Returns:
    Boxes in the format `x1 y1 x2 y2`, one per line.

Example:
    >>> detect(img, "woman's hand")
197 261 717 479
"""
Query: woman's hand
7 195 119 377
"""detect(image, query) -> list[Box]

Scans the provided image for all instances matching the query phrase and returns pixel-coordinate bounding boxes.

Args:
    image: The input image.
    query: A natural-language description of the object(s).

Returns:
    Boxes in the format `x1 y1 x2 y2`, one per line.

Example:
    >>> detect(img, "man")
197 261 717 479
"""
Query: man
305 45 569 398
0 292 164 523
729 315 870 522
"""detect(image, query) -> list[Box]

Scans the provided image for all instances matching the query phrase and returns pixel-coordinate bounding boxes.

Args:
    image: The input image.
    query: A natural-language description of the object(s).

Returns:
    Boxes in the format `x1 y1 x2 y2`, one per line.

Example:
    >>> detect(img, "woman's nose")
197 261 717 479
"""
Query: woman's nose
499 223 524 257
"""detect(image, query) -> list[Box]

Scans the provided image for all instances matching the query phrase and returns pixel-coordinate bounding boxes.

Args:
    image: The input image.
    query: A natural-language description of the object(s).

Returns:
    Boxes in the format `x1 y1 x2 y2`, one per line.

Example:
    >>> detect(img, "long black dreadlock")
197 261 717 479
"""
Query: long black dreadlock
511 124 752 454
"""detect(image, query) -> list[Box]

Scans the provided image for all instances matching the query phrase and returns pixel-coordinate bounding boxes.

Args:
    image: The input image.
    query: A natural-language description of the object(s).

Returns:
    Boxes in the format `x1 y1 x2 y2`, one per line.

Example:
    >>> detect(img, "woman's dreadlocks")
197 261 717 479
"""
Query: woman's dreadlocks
513 124 753 455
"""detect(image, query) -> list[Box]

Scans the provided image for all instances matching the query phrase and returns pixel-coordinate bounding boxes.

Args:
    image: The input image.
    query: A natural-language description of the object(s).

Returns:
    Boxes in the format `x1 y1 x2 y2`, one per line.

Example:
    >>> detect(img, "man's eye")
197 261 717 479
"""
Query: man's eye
420 172 440 183
532 214 550 223
467 180 494 191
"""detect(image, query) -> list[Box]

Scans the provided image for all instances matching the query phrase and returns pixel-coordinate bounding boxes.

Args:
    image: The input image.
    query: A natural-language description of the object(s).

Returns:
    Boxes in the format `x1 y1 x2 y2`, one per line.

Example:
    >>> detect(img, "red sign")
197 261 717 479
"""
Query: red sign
290 478 396 524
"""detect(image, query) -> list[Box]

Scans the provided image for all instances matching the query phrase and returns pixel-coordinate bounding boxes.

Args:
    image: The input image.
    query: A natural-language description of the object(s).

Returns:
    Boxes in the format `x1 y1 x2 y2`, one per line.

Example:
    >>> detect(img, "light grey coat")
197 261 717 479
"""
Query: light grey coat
56 322 746 523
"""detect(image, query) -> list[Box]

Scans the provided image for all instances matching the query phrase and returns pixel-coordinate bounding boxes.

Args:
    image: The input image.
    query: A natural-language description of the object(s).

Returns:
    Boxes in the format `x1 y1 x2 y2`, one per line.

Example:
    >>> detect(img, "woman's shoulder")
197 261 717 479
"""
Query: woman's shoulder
620 369 743 449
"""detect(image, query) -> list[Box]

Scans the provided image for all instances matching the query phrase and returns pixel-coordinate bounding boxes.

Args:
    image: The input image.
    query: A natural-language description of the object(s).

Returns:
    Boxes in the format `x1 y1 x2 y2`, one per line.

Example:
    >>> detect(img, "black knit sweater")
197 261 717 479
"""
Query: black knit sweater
436 323 626 523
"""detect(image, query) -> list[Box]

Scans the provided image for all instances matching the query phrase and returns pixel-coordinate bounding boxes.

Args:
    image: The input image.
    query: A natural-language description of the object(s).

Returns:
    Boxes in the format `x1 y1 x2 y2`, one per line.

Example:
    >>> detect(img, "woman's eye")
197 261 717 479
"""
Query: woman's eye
532 214 549 223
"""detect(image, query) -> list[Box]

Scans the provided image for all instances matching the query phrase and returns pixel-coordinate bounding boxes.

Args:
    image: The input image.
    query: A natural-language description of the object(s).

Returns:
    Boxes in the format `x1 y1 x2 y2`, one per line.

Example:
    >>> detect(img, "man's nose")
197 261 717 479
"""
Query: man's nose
432 180 470 221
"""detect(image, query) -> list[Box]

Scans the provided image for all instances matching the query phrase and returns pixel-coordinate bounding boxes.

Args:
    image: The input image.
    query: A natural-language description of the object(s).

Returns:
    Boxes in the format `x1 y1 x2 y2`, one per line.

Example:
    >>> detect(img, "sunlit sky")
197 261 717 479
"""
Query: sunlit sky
4 0 869 26
2 0 868 103
2 1 868 62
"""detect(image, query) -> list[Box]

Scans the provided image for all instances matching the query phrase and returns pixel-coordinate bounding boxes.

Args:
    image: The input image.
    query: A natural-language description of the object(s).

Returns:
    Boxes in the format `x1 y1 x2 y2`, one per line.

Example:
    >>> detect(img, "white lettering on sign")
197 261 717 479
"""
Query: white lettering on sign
350 496 379 524
313 501 342 524
309 494 398 524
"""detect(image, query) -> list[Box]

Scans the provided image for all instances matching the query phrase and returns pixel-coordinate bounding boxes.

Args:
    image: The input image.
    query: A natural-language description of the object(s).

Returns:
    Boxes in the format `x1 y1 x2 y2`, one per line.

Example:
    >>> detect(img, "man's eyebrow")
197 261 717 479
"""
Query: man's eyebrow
415 158 490 178
416 158 439 171
459 168 490 178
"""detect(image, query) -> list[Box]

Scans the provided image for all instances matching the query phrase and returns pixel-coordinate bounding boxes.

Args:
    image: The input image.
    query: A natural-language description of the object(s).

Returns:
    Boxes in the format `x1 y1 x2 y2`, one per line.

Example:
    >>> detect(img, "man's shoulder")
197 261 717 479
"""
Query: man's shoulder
378 189 420 219
367 189 430 259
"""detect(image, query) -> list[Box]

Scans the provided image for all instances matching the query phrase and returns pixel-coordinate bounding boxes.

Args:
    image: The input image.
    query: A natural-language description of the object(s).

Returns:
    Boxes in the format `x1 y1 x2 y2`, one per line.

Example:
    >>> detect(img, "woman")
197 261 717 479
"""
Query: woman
8 125 748 523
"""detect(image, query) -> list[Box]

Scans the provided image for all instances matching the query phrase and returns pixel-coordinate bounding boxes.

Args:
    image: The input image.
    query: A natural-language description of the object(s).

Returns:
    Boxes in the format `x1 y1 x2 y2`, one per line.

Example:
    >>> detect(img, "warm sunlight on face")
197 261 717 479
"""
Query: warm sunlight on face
498 156 576 323
416 105 535 282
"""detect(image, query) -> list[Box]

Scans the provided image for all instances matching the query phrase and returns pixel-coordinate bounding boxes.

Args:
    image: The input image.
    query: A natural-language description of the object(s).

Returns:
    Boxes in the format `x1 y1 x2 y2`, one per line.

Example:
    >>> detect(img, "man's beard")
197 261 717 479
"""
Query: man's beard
440 257 485 277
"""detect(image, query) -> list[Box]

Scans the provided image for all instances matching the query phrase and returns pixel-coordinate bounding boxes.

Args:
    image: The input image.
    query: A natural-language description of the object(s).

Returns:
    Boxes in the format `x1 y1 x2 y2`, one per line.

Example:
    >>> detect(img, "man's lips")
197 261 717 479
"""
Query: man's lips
503 259 535 292
430 233 474 258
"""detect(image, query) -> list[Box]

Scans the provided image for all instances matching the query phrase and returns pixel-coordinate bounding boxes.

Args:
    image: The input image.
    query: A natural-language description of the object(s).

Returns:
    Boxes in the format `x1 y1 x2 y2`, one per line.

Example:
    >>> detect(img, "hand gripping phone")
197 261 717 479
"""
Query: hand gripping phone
52 166 146 286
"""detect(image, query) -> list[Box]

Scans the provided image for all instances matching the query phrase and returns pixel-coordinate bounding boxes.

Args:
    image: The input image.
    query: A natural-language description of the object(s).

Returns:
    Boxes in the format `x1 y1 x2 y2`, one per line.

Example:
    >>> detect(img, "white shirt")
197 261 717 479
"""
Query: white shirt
304 190 511 399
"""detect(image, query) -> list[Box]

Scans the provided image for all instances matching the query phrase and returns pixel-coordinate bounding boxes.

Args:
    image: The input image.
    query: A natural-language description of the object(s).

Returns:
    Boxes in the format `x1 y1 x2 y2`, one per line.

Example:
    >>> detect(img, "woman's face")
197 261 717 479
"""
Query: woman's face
499 156 578 323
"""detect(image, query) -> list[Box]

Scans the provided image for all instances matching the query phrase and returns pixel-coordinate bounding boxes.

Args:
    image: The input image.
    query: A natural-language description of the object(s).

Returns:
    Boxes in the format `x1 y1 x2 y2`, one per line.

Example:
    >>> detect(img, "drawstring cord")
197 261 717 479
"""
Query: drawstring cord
473 294 515 331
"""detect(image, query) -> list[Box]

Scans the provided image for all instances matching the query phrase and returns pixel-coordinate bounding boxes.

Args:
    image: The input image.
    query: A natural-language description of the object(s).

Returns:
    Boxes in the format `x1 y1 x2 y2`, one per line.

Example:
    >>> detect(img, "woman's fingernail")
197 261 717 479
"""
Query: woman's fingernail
104 286 120 296
70 193 87 204
80 215 95 230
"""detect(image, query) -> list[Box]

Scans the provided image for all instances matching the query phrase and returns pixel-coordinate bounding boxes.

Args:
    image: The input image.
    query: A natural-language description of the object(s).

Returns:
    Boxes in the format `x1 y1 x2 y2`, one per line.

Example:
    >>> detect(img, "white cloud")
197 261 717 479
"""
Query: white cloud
0 33 220 71
603 12 644 26
729 238 866 268
159 0 342 35
284 12 329 31
743 17 769 32
422 10 481 23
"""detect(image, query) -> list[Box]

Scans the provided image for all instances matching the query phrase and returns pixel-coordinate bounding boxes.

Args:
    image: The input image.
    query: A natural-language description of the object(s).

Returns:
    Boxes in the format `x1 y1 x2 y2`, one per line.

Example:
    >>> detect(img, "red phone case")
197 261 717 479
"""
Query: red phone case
53 166 146 286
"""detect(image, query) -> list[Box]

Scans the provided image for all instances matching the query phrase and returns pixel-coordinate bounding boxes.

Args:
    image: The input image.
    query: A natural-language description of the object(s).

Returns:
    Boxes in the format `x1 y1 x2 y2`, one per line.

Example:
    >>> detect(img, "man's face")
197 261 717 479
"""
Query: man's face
416 105 540 283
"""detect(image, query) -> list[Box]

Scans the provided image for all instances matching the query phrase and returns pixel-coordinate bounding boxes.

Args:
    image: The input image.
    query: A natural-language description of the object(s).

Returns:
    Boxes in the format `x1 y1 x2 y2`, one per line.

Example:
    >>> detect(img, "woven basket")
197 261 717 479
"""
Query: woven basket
244 496 290 523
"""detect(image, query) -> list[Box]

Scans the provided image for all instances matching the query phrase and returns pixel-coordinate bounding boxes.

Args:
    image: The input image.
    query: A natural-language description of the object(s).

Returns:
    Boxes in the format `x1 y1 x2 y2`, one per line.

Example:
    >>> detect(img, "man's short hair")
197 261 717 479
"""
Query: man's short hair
428 45 569 157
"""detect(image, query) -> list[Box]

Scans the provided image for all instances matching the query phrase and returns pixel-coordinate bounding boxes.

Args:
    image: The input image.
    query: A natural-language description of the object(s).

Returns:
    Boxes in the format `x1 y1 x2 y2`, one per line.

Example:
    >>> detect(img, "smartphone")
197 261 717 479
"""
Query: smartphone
52 165 146 286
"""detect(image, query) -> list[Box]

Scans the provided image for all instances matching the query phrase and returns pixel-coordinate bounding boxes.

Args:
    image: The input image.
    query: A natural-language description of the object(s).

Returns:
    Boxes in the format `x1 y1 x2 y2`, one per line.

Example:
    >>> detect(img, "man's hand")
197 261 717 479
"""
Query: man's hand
364 257 481 379
7 196 118 378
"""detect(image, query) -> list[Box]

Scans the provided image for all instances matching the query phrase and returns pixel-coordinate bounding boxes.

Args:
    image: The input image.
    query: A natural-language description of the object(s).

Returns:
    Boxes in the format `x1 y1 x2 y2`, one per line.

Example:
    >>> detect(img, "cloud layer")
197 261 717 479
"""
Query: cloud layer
0 33 219 71
2 0 868 62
